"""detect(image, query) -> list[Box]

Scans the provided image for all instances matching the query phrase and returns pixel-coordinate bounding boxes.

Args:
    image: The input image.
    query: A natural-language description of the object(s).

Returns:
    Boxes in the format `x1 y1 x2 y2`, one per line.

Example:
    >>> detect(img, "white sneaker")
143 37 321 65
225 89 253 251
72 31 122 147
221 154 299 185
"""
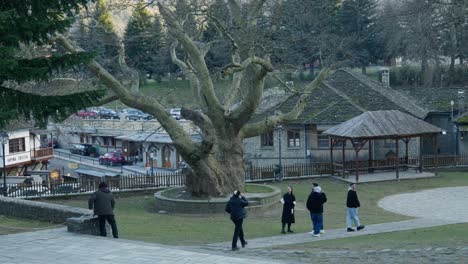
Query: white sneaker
320 230 325 234
308 231 315 234
313 233 320 237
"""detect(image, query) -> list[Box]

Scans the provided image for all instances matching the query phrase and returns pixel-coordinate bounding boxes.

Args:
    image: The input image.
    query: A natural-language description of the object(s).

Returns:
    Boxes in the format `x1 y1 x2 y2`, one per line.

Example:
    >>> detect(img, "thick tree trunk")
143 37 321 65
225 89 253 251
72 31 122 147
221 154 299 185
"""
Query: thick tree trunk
184 135 245 197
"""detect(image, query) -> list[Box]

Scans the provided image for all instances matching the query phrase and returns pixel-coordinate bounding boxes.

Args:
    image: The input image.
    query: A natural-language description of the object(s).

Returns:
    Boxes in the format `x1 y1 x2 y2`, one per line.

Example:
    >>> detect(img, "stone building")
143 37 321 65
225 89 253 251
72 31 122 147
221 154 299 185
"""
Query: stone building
244 69 444 167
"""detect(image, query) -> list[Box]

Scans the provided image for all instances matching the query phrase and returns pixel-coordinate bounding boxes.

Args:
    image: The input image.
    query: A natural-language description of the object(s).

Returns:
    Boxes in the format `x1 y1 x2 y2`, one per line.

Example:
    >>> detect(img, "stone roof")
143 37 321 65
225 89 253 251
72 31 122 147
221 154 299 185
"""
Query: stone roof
394 86 468 112
250 69 430 125
323 110 443 139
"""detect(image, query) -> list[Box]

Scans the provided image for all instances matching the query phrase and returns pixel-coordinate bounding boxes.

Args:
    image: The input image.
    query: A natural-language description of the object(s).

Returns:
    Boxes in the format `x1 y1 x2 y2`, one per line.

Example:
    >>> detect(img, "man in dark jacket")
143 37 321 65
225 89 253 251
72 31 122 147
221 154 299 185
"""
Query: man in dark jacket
306 185 327 237
225 190 248 251
346 183 365 232
88 182 118 238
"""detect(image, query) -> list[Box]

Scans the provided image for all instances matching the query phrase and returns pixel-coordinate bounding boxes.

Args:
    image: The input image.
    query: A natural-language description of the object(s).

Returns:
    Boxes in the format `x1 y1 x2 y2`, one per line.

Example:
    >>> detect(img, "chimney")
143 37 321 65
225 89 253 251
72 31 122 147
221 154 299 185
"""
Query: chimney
381 68 390 88
458 91 465 116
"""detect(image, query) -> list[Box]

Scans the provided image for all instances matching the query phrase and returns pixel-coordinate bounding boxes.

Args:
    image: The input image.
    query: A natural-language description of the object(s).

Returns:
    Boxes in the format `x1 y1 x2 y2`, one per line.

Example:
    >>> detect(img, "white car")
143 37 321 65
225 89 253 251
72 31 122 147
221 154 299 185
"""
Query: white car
9 186 49 198
169 108 182 120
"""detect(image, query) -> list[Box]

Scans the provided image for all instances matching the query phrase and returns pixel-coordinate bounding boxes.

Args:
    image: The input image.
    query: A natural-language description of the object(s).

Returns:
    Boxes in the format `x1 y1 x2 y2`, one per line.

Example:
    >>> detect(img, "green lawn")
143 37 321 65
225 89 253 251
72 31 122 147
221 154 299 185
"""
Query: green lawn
45 172 468 246
282 223 468 251
0 215 57 235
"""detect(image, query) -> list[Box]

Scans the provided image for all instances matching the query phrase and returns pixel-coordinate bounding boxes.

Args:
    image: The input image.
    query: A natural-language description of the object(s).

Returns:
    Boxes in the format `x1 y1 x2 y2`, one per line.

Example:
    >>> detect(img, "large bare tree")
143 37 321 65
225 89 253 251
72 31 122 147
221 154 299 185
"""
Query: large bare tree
56 0 329 197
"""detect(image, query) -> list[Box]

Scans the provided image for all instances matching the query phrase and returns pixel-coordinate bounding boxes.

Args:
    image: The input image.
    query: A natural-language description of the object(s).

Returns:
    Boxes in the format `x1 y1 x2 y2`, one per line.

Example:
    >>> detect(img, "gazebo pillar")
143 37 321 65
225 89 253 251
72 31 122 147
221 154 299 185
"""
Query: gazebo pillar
368 140 373 172
403 137 410 165
342 139 346 177
330 138 334 176
419 136 424 173
434 134 439 176
395 138 400 180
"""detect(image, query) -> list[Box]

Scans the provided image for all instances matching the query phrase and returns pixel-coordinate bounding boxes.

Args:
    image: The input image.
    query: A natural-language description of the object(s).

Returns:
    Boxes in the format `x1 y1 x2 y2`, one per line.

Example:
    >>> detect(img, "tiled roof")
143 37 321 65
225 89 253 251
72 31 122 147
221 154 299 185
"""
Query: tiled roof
250 69 430 125
323 110 443 139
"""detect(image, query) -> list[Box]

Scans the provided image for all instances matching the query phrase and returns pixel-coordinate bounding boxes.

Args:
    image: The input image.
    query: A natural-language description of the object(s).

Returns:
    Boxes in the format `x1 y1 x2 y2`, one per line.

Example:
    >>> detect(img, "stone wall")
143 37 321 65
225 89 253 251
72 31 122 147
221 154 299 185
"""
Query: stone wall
0 196 99 235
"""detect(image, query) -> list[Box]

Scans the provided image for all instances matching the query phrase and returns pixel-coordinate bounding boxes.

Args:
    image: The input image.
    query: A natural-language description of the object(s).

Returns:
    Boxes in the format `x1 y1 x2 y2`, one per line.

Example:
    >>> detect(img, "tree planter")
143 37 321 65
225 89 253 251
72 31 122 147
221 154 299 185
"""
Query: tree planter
154 184 281 214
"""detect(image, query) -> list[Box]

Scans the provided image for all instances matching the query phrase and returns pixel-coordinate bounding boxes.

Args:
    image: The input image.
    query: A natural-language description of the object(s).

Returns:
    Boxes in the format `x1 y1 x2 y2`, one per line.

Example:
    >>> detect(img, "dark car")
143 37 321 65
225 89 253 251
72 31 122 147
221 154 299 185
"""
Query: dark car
98 109 120 119
70 144 93 156
125 110 153 121
51 183 85 194
99 152 125 166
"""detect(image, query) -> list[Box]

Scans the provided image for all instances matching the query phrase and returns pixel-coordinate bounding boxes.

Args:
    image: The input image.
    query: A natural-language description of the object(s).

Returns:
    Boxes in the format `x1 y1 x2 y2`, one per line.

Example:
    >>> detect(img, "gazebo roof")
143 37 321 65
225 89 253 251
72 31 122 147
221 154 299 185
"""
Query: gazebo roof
323 110 443 139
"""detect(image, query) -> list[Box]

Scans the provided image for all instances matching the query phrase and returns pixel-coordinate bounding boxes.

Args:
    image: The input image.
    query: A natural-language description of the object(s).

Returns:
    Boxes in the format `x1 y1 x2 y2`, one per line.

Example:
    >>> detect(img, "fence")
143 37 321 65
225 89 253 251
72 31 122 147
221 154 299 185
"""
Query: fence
246 153 468 181
5 172 185 198
8 153 468 198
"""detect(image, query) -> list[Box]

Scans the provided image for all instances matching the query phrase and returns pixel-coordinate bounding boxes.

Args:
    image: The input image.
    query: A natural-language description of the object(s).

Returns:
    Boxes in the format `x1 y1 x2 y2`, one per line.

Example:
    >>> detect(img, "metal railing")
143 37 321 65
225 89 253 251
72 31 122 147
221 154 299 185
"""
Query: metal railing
5 172 185 198
30 147 54 160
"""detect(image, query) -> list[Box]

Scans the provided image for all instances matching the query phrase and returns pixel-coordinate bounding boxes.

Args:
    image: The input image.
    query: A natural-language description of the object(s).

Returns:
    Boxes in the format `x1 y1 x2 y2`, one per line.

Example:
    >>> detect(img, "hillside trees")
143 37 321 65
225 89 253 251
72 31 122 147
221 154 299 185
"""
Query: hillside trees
0 0 105 128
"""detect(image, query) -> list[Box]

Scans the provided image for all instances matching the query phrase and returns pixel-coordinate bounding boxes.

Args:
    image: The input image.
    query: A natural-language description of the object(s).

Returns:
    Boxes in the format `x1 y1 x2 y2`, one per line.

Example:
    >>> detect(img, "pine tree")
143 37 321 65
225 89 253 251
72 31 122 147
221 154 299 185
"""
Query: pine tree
124 1 165 79
0 0 105 128
335 0 381 74
75 0 120 73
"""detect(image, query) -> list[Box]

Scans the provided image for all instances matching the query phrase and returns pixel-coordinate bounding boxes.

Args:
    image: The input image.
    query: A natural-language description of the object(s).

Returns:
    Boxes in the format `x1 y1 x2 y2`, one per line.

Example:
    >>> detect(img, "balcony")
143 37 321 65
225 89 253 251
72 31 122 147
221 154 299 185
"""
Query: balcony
31 147 54 160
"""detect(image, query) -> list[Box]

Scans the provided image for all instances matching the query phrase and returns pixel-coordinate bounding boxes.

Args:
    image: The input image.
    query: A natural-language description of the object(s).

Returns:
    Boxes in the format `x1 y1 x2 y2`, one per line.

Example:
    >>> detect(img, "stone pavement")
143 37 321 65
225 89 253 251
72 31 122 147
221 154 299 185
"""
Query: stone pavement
207 186 468 250
0 228 282 264
205 218 461 250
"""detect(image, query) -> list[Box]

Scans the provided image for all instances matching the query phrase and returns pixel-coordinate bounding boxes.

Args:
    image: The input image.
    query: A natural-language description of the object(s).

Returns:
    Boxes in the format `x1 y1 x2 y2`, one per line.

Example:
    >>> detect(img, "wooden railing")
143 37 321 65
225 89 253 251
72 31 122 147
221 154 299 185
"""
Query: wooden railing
30 147 54 160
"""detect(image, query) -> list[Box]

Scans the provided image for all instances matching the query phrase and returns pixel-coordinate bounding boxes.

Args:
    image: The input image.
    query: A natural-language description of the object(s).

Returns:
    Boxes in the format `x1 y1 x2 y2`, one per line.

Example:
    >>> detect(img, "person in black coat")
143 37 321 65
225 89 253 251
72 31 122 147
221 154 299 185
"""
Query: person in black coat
225 190 248 251
346 183 365 232
88 182 118 238
281 186 296 233
306 186 327 237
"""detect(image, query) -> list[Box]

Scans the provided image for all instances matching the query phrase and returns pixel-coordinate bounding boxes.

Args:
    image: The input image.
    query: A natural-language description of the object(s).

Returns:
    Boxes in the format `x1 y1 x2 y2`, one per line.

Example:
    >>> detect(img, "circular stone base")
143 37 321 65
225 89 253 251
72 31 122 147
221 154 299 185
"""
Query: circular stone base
154 184 281 214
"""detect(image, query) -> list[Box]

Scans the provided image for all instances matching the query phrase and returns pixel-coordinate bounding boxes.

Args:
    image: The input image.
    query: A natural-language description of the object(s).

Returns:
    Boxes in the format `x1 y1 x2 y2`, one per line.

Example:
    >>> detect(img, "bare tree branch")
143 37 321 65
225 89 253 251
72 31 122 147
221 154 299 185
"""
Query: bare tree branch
54 34 200 156
158 3 224 121
240 68 331 138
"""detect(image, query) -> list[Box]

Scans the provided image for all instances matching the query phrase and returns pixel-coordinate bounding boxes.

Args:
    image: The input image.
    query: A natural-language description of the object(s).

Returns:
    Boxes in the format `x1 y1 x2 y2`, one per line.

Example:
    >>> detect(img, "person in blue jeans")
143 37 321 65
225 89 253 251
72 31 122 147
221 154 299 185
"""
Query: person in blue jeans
306 185 327 237
346 183 365 232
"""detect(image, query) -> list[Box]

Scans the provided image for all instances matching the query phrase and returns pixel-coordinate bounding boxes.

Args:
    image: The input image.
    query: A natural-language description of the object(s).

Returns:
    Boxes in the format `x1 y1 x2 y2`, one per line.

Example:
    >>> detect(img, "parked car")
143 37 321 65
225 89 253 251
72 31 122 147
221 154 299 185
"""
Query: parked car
98 109 120 119
50 183 85 194
9 186 49 198
169 108 182 120
75 109 97 119
99 152 125 166
125 109 153 121
70 144 93 156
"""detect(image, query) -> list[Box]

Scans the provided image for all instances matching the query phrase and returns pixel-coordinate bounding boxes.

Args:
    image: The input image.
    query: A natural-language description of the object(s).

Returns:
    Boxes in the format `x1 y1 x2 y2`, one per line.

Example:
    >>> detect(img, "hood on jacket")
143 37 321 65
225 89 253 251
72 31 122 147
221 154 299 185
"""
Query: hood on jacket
100 187 111 193
313 186 321 193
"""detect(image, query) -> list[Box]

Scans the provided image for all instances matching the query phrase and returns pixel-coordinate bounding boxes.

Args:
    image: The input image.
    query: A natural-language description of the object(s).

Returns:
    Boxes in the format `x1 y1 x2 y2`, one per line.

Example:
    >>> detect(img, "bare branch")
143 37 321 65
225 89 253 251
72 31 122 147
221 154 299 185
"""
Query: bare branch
158 3 224 120
240 68 331 138
54 34 199 155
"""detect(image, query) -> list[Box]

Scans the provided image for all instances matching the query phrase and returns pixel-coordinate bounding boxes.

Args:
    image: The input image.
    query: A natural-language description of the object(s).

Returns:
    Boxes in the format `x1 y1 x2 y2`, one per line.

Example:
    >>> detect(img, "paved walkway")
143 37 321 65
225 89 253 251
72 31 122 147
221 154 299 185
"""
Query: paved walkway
207 187 468 250
0 228 281 264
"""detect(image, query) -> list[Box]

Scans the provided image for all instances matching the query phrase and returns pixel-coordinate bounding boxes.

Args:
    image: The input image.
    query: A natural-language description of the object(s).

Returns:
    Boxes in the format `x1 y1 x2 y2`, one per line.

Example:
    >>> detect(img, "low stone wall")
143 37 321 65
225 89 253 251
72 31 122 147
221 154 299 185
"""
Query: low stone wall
154 184 281 214
0 196 99 235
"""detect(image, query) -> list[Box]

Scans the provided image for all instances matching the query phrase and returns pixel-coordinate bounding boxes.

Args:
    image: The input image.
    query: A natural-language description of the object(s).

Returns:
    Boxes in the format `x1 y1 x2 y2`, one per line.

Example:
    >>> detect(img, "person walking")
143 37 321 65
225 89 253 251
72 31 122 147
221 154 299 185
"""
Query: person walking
88 182 119 238
346 183 365 232
306 185 327 237
280 186 296 233
225 190 248 251
313 182 326 234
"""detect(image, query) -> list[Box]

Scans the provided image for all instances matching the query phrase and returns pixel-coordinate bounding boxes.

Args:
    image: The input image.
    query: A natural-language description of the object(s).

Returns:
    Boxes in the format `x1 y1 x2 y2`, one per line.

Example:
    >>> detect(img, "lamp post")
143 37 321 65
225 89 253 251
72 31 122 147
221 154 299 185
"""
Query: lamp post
0 131 9 197
278 125 283 181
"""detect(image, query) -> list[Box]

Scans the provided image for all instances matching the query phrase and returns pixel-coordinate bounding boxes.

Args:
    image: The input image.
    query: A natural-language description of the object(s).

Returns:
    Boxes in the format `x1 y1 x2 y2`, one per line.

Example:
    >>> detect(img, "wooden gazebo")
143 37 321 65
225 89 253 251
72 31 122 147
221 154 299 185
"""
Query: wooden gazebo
323 110 443 182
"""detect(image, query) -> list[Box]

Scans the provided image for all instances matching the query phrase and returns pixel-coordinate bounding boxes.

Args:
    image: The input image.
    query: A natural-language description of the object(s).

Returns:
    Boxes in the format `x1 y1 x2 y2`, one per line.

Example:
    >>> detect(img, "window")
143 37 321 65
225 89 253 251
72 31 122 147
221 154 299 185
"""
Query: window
103 137 109 146
261 131 274 147
80 135 84 143
111 138 116 146
92 137 96 144
317 132 330 149
287 130 301 147
9 138 26 153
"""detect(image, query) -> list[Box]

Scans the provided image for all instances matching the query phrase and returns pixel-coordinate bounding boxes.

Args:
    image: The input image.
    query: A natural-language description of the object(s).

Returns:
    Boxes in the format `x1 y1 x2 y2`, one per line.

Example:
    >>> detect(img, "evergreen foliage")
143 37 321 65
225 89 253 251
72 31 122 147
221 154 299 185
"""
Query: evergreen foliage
335 0 381 73
74 0 120 73
124 0 165 79
0 0 105 129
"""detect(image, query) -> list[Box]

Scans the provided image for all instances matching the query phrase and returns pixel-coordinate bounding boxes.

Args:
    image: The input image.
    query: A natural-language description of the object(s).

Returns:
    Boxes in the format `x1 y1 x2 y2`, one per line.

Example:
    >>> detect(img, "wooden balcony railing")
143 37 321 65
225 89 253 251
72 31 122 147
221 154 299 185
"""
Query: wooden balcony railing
31 147 54 160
